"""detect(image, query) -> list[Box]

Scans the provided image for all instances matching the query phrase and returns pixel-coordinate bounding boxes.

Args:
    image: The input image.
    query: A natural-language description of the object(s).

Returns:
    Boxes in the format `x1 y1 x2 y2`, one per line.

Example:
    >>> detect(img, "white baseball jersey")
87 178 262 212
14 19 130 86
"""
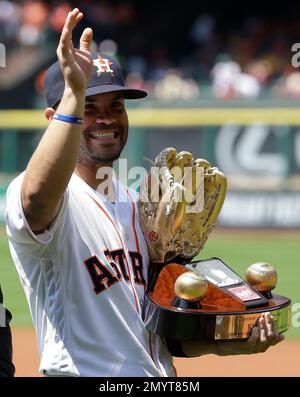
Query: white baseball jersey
5 173 176 377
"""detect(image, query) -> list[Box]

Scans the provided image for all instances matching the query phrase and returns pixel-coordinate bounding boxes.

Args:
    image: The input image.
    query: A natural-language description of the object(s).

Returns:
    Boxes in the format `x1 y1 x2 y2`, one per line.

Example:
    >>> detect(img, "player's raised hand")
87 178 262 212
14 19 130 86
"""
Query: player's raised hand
56 8 93 92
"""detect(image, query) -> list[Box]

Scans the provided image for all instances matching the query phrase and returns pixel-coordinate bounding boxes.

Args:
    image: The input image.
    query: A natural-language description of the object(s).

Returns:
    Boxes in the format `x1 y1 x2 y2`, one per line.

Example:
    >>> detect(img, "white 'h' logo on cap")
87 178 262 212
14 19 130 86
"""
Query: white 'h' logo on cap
93 54 114 77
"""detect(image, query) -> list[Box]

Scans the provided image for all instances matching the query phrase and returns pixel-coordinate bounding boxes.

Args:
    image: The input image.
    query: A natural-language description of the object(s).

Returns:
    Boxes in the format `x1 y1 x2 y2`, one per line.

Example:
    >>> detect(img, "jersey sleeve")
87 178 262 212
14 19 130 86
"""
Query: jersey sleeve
4 173 69 248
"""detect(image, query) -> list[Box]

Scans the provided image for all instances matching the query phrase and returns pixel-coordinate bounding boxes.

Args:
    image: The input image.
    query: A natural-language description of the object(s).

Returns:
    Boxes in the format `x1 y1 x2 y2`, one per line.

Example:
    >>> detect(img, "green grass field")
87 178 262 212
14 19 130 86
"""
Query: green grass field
0 226 299 338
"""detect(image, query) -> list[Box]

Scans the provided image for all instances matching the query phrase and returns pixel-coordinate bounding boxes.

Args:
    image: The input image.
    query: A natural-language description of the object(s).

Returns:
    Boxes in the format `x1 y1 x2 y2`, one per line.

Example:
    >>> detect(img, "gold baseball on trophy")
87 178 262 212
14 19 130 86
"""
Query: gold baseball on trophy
245 262 278 293
174 271 208 302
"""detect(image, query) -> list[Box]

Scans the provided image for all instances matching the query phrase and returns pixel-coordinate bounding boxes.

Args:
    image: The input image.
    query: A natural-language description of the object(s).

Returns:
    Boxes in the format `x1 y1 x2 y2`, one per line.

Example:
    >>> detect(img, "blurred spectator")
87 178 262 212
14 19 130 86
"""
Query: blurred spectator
0 0 299 105
0 0 21 44
49 2 72 33
98 39 118 56
211 59 240 100
153 69 200 100
125 71 149 93
114 1 135 25
126 55 147 76
190 14 215 45
273 72 300 99
211 59 261 99
244 60 273 86
284 72 300 98
19 1 49 46
233 73 261 99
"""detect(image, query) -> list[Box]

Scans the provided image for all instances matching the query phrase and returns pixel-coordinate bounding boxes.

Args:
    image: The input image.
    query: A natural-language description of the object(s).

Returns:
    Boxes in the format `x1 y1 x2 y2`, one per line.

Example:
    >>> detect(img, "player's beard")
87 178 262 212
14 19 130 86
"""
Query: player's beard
78 123 128 165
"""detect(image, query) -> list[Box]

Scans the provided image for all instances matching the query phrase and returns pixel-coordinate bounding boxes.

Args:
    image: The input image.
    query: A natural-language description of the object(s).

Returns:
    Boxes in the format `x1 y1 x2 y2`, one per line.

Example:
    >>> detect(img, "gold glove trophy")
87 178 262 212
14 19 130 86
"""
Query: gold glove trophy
139 148 291 341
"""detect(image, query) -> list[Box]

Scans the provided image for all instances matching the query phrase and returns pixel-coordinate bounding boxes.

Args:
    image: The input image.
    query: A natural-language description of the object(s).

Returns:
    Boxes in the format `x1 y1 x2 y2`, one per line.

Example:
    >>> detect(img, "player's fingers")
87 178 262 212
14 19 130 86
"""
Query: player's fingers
59 12 72 53
269 314 285 346
257 316 267 343
257 312 284 352
79 28 93 52
260 331 284 353
59 9 81 54
269 333 285 348
275 333 285 344
264 312 274 338
69 12 84 51
68 8 82 32
247 326 259 347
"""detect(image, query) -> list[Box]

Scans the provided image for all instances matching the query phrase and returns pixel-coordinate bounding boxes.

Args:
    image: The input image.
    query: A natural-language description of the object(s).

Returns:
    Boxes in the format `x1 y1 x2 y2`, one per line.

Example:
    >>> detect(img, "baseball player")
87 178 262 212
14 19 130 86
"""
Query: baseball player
5 9 283 377
0 285 15 377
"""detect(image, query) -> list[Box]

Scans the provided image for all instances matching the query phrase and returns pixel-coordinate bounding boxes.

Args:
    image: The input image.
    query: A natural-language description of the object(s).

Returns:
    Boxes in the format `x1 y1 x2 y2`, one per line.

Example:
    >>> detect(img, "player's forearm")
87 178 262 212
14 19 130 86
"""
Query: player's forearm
22 87 85 226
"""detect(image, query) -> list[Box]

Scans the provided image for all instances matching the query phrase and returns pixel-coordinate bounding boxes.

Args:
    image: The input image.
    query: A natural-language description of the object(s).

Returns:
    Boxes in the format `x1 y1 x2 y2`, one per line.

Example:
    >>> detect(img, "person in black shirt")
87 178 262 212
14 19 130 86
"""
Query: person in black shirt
0 285 15 377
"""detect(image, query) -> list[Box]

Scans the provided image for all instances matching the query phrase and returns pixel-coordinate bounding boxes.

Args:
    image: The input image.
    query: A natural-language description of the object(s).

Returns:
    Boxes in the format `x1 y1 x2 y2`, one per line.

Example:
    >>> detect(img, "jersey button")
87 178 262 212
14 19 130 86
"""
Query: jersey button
125 232 129 241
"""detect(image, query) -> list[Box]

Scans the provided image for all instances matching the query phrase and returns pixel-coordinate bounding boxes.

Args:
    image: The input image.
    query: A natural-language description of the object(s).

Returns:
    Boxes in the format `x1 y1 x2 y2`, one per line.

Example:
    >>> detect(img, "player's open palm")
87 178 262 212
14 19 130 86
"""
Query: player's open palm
56 8 93 92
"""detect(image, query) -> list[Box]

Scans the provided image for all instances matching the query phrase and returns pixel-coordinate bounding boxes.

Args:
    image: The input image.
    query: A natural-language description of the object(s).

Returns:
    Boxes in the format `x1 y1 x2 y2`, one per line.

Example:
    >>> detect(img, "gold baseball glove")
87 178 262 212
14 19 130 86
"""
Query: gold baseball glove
138 148 227 263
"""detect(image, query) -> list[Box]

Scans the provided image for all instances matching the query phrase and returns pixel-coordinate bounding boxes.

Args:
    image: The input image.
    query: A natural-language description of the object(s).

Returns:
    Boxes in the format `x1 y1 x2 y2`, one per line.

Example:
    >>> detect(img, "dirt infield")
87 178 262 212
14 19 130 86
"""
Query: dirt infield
12 327 300 377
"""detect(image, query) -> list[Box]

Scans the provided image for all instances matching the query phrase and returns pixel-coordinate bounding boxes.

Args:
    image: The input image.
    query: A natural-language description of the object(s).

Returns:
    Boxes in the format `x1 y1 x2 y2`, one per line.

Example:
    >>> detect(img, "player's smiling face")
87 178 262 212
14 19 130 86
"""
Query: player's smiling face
79 92 129 164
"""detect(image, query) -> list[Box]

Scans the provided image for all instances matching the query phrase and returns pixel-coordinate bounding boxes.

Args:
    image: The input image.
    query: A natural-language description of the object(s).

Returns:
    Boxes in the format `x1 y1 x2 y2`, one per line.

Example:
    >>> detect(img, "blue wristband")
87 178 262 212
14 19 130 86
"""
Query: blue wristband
53 113 83 124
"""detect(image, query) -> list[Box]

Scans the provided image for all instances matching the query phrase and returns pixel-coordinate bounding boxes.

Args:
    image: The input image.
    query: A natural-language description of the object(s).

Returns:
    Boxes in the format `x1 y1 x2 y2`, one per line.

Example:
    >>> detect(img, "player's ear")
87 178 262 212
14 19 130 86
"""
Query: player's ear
45 107 55 121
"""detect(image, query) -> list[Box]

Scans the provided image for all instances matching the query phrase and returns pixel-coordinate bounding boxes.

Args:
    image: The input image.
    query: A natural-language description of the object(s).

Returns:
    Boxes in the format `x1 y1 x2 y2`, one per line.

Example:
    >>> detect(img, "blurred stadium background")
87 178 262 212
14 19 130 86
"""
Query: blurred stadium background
0 0 299 376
